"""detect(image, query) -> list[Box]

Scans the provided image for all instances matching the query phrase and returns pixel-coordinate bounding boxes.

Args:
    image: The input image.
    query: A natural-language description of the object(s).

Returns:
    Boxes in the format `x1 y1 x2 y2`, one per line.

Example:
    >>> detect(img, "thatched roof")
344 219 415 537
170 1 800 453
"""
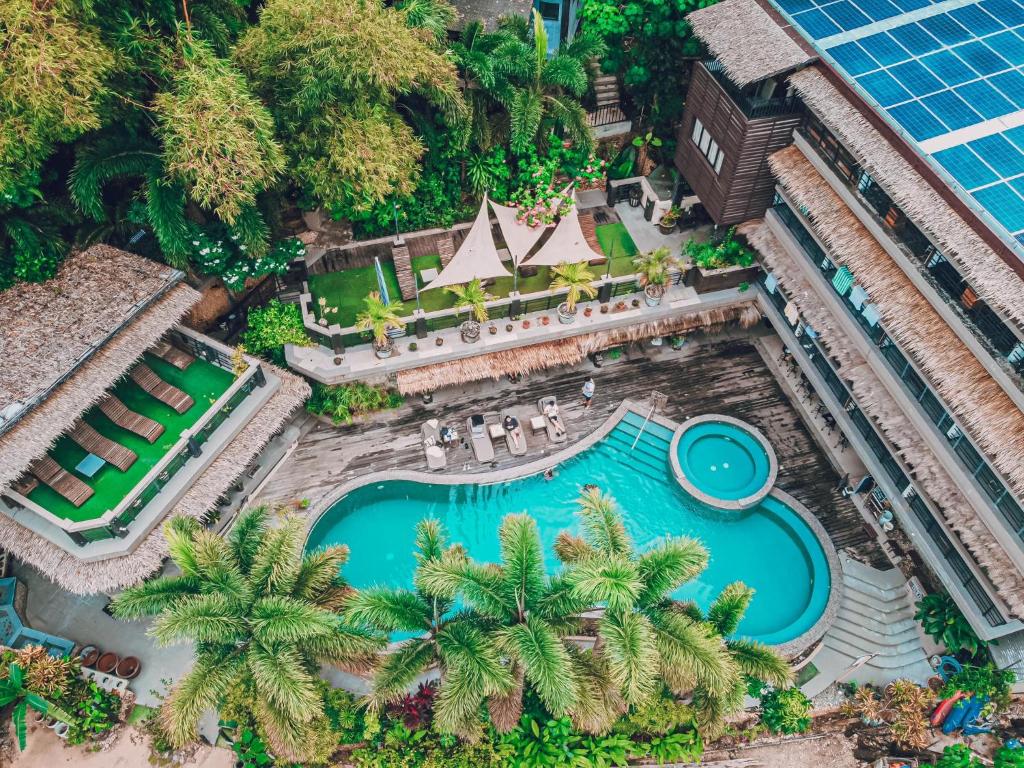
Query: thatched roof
770 146 1024 500
0 246 184 413
0 284 200 494
396 305 762 394
750 220 1024 618
687 0 813 87
0 364 310 594
789 67 1024 330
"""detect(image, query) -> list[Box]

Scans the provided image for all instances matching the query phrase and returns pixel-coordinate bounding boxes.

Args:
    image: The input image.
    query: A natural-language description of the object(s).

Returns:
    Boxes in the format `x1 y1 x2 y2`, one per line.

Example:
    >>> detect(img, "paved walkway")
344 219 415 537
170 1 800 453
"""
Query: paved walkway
614 201 709 255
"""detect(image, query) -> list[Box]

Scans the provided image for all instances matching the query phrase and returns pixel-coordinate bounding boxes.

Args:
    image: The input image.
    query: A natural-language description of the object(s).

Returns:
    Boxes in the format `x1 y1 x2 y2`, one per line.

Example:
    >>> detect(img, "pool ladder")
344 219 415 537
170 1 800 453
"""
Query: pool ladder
630 391 667 450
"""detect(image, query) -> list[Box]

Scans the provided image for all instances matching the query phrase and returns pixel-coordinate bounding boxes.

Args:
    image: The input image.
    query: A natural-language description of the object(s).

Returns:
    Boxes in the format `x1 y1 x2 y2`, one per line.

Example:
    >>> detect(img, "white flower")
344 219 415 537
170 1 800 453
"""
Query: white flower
192 240 200 246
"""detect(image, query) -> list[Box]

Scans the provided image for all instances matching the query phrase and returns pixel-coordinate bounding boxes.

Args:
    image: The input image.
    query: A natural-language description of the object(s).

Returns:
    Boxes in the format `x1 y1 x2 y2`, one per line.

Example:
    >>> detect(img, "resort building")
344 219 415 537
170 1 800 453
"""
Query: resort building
0 246 308 595
681 0 1024 655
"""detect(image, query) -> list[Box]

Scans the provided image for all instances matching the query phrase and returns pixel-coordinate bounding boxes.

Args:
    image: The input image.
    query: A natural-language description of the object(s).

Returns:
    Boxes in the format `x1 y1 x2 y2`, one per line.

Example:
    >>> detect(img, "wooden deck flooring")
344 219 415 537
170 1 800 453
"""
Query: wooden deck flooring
258 335 887 567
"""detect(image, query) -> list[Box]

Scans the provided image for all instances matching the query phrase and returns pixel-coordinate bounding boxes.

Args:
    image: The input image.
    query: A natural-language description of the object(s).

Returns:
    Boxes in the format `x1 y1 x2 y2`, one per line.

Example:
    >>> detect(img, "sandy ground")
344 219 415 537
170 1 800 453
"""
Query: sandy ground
8 721 234 768
706 733 865 767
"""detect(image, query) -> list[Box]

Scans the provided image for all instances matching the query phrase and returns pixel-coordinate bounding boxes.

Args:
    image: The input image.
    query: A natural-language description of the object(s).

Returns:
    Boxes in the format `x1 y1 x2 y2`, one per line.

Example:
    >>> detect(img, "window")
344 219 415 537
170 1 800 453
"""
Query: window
691 118 726 175
539 1 560 19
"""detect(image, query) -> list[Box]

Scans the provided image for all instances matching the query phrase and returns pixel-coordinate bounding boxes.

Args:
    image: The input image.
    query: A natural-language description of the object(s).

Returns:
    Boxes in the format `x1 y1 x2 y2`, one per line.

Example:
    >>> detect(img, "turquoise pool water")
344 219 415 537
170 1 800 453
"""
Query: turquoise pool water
676 421 772 502
307 412 831 645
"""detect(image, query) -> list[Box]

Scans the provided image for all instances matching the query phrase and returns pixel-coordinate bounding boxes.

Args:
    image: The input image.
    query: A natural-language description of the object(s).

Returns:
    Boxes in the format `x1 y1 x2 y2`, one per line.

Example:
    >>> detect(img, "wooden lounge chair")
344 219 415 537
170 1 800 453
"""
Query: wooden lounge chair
500 410 528 456
466 415 495 462
130 363 194 414
28 456 93 507
98 395 165 443
69 421 137 472
151 341 195 370
537 396 568 443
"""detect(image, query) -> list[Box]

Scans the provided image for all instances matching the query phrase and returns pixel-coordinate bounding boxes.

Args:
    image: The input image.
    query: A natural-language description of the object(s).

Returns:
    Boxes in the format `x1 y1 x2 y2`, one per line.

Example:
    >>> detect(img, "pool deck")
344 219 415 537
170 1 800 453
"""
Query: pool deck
257 333 888 570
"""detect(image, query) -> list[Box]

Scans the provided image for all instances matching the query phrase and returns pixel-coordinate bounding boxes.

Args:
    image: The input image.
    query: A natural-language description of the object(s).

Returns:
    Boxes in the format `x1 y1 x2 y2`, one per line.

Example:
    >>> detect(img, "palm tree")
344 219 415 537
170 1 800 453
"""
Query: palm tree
633 246 681 297
416 513 593 732
448 278 495 322
499 10 606 154
0 663 76 751
554 489 740 731
341 519 514 740
355 291 406 354
550 261 597 316
111 508 383 761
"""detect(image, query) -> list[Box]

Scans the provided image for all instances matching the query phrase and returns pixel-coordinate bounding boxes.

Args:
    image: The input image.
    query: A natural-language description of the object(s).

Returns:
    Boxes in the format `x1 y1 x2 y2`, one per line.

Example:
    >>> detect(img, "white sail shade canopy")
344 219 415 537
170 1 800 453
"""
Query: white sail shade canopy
519 192 605 267
490 200 548 267
421 194 512 290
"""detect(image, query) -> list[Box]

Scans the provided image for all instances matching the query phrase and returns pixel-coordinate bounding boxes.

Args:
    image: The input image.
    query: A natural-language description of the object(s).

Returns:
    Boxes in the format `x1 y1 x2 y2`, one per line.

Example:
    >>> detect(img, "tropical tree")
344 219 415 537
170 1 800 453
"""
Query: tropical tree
633 247 681 296
499 10 606 154
417 514 596 733
355 292 406 351
110 507 383 761
342 519 515 739
0 663 76 751
554 489 741 734
447 278 495 322
550 261 598 313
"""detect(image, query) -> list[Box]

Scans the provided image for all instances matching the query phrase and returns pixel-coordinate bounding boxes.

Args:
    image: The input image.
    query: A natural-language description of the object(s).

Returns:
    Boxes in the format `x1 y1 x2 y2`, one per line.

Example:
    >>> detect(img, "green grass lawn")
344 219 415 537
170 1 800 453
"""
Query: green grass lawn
28 354 234 523
310 224 642 324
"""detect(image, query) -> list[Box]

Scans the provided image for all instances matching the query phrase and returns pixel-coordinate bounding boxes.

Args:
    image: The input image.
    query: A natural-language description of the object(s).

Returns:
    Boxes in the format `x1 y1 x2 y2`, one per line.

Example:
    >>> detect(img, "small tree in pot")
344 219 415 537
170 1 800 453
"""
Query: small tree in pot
446 278 494 343
633 246 681 306
550 261 597 324
355 291 405 359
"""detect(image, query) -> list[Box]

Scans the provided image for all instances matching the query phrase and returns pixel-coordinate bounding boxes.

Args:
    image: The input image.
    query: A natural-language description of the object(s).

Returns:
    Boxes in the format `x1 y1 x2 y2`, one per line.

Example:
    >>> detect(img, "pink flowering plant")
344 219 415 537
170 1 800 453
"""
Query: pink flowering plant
192 233 304 292
503 142 606 226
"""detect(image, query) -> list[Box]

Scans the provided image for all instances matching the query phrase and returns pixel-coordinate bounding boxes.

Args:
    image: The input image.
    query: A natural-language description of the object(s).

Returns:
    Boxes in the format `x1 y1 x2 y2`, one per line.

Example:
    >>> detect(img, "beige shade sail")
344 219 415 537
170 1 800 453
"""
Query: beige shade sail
490 199 548 266
519 191 605 267
422 194 512 290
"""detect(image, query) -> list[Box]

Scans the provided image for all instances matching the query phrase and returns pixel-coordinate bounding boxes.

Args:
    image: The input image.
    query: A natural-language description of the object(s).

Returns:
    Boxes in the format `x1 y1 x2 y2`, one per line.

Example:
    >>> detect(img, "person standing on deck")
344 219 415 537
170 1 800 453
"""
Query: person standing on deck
582 376 595 409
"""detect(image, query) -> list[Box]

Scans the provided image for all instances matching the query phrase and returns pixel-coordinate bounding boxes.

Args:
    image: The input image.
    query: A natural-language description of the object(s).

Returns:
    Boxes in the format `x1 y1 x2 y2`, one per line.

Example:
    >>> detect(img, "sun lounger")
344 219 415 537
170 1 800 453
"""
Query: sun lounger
98 394 165 443
537 396 568 443
425 445 446 470
467 415 495 462
130 363 194 414
421 418 447 469
500 410 528 456
69 421 137 472
151 341 195 370
29 456 93 507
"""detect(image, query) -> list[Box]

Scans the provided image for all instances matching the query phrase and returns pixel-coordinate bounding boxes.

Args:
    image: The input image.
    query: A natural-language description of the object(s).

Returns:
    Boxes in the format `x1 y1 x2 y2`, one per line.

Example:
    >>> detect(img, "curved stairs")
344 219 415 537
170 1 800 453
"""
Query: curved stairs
802 556 932 697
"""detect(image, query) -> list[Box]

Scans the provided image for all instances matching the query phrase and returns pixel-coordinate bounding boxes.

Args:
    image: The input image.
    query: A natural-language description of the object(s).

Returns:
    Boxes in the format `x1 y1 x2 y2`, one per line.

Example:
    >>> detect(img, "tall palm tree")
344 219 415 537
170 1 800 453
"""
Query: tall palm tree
0 663 76 751
111 508 383 761
416 513 593 732
341 519 514 740
554 489 740 730
499 10 606 154
355 291 406 351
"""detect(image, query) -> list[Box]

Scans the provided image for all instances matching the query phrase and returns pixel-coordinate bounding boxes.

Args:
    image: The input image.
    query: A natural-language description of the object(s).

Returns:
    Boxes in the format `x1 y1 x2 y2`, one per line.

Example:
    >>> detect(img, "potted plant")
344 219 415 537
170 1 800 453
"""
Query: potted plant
633 246 681 306
355 291 405 359
541 315 550 326
632 130 663 175
505 323 514 332
550 261 598 324
583 306 593 317
658 207 681 235
435 337 444 346
522 319 531 329
446 278 494 344
488 324 497 335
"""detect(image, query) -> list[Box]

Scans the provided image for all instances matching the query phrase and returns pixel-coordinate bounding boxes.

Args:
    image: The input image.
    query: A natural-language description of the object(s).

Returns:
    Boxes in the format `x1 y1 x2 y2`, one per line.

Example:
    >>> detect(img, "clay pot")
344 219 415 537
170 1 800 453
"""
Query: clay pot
115 656 141 679
96 652 119 674
79 646 100 668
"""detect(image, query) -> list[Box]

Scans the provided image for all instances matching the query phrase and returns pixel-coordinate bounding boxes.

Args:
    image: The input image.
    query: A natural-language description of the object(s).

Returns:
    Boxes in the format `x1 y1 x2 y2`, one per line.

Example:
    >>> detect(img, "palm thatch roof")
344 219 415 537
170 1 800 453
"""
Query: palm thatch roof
750 220 1024 617
687 0 813 87
0 364 310 595
788 67 1024 330
770 145 1024 501
396 305 762 394
0 246 185 411
0 285 200 494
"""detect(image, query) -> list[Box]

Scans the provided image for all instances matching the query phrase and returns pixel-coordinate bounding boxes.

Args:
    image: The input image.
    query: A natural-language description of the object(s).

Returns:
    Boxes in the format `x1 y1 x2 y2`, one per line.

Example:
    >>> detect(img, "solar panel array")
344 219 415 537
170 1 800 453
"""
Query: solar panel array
771 0 1024 250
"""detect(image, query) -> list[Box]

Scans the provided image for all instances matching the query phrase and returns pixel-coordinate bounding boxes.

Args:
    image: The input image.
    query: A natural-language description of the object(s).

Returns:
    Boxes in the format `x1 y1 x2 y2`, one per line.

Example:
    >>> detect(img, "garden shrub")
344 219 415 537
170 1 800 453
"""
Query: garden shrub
915 593 986 657
996 744 1024 768
685 228 755 271
941 664 1015 712
192 233 303 293
759 687 811 735
306 381 404 424
936 743 983 768
242 299 311 363
612 688 696 737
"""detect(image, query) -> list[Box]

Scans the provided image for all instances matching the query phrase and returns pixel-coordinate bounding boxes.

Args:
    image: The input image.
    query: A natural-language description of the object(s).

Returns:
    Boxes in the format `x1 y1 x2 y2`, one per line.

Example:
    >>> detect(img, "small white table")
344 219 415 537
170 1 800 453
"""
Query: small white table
420 267 439 284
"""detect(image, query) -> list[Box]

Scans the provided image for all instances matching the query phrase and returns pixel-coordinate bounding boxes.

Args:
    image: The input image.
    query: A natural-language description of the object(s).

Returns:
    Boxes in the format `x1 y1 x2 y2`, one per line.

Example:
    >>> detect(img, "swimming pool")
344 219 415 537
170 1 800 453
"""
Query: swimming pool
671 416 776 509
307 410 833 647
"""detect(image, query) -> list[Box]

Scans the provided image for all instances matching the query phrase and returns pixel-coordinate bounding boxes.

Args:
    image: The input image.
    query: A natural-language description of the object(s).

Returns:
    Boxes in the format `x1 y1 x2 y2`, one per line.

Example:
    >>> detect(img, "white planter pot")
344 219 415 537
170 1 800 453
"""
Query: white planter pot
374 343 393 359
644 286 663 306
557 303 577 324
460 320 481 343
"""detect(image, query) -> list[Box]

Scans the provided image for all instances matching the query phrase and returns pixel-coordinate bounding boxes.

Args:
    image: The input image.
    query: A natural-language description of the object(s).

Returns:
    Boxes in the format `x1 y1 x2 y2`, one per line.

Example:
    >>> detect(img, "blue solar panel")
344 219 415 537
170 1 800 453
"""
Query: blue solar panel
934 145 999 188
857 0 903 20
859 70 914 105
859 32 913 65
889 60 944 95
987 31 1024 66
955 80 1016 118
775 0 815 11
888 23 942 56
1003 125 1024 152
949 4 1005 35
921 91 984 129
974 184 1024 231
991 69 1024 107
825 0 874 29
793 8 842 36
970 134 1024 176
981 0 1024 25
918 50 978 86
952 41 1010 75
919 14 973 45
887 101 947 139
830 42 881 75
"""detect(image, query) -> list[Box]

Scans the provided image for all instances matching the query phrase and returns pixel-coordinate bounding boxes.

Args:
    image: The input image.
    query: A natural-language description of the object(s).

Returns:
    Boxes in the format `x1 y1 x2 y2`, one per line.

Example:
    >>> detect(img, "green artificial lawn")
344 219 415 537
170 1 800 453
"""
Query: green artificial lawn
28 354 234 523
310 223 641 323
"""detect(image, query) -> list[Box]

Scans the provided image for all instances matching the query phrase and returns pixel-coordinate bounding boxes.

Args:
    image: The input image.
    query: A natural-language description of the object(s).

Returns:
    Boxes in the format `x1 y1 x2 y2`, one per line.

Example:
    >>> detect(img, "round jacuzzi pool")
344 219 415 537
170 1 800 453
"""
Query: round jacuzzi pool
671 415 777 509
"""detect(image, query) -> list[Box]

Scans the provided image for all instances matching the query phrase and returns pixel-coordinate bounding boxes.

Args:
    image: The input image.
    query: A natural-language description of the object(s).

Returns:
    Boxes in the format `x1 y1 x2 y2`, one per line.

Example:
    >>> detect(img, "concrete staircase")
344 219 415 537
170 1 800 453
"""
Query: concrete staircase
803 556 933 697
593 73 621 109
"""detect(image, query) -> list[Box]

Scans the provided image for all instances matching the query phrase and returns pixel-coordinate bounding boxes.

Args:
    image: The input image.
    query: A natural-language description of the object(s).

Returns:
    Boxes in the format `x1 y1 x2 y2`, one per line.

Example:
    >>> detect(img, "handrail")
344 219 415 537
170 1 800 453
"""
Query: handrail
630 404 657 451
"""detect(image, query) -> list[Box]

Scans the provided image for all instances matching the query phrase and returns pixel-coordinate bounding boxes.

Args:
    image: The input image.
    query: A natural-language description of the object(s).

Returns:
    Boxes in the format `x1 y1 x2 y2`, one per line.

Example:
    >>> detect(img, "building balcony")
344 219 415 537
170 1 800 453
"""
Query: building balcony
702 60 803 120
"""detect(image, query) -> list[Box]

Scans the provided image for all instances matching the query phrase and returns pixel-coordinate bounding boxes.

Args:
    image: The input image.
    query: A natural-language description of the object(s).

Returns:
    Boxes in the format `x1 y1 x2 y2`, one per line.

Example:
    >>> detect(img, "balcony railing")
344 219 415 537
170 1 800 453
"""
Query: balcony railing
702 60 803 120
771 197 1024 552
759 273 1006 628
